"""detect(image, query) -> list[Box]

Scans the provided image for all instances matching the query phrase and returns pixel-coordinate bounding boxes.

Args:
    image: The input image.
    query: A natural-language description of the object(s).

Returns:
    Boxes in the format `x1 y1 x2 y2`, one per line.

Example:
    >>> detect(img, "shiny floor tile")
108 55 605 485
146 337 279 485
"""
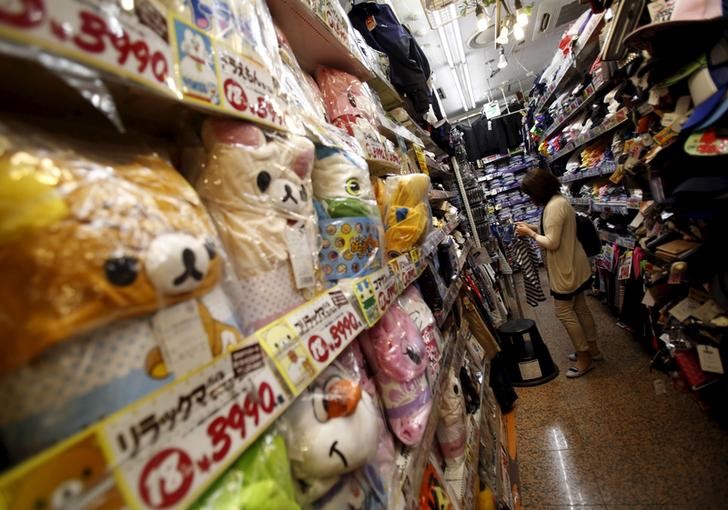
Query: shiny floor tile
514 272 728 509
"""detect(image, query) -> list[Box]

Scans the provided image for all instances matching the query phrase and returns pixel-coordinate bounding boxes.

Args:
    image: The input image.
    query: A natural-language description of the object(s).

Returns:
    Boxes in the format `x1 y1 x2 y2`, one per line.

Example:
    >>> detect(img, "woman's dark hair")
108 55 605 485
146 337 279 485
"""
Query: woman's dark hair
520 167 561 206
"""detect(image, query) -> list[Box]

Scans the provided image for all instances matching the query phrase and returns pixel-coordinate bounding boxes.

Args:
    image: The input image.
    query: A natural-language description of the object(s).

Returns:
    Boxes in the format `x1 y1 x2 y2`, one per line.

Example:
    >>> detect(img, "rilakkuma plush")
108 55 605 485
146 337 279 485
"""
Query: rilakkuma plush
313 145 384 280
435 369 467 468
0 119 245 461
397 285 443 382
280 362 380 504
196 118 319 334
192 432 300 510
358 303 433 445
379 174 432 257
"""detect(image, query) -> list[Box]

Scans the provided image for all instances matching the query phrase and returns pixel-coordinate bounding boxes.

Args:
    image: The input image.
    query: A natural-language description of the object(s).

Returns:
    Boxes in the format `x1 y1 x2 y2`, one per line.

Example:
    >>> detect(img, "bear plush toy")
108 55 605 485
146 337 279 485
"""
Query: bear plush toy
196 118 319 334
313 145 384 280
0 118 245 463
358 303 433 445
280 360 380 506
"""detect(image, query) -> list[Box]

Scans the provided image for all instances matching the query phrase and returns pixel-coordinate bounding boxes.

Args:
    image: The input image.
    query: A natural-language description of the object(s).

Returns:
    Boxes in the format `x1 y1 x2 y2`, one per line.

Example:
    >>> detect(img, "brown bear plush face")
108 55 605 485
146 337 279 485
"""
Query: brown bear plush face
0 123 221 374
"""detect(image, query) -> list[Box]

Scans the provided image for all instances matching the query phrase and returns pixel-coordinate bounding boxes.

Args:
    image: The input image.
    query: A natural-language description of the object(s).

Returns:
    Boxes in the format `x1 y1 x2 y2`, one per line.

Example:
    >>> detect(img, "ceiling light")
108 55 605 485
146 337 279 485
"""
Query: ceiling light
497 49 508 69
476 5 489 32
461 63 476 109
513 23 525 41
450 67 469 111
517 10 529 27
452 19 466 63
496 25 509 45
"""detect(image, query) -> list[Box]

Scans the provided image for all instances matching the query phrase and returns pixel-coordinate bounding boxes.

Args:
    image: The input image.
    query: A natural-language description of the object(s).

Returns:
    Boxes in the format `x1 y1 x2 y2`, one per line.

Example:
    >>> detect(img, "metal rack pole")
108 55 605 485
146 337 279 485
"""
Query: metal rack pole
451 156 482 248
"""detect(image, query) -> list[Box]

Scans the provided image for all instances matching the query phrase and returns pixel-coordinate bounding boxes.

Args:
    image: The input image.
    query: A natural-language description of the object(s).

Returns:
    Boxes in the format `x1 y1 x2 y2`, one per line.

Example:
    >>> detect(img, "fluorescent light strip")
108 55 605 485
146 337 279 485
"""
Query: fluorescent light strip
450 67 468 111
452 19 466 64
461 63 476 109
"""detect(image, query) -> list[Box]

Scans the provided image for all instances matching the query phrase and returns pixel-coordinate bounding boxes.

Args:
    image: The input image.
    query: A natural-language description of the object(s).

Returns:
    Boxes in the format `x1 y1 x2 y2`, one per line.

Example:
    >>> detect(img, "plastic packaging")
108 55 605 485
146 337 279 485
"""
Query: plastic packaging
378 174 433 257
195 118 321 334
397 285 443 381
359 303 432 445
313 145 384 280
0 118 245 463
192 431 300 510
279 360 380 505
436 369 467 468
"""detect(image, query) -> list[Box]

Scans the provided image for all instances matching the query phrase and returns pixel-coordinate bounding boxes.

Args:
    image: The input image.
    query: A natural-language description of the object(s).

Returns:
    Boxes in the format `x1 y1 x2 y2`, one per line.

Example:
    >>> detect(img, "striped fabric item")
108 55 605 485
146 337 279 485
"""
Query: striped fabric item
511 238 546 307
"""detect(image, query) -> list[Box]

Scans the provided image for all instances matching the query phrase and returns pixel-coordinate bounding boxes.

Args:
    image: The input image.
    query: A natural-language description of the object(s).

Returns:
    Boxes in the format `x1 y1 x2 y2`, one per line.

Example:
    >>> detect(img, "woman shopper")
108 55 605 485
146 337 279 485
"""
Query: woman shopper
514 168 602 377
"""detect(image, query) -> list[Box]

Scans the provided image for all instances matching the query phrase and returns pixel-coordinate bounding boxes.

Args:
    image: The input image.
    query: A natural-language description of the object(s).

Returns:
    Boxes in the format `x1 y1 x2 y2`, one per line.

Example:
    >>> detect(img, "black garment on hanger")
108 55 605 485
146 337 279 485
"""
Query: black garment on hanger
349 3 432 114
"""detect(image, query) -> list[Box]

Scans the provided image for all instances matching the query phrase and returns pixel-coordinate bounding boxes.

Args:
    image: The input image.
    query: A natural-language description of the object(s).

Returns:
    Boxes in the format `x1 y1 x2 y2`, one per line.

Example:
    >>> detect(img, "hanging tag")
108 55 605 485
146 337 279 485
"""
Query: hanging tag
284 224 316 290
697 345 724 374
152 299 212 376
365 15 377 31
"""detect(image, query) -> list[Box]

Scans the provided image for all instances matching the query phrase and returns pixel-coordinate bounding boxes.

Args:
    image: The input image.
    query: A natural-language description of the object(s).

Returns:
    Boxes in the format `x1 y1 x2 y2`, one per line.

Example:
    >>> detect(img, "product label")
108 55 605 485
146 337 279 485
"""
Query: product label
256 318 316 394
352 276 380 326
284 224 316 290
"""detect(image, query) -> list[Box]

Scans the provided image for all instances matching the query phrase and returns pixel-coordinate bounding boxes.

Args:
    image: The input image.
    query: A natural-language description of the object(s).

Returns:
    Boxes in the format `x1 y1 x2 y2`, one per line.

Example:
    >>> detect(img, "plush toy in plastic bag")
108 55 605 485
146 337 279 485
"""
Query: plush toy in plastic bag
397 285 443 381
196 118 319 334
379 174 432 257
0 118 245 463
436 369 467 468
280 361 380 505
359 303 432 445
193 431 300 510
313 146 384 280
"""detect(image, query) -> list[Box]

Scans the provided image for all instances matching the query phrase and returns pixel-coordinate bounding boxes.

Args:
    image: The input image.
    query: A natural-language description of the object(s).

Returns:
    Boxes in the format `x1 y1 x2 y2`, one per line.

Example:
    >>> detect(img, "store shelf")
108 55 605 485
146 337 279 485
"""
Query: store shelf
599 230 636 249
560 160 617 183
378 113 424 146
487 182 521 196
267 0 373 81
422 216 462 257
546 108 630 163
393 326 467 509
427 157 450 176
542 78 613 140
366 157 403 176
429 189 457 201
369 70 404 110
436 277 464 328
0 244 434 509
533 14 604 114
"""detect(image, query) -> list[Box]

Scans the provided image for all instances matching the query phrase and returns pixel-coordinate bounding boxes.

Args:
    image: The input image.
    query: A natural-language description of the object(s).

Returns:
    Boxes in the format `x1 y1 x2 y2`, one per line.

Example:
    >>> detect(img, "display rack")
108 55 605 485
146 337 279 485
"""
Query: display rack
560 159 617 182
545 108 630 163
541 77 612 140
429 189 457 201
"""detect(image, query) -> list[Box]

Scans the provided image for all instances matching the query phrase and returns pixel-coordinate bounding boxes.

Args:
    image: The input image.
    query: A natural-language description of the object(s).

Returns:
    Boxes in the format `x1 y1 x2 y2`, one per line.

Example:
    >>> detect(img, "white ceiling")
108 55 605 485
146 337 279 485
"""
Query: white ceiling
382 0 589 119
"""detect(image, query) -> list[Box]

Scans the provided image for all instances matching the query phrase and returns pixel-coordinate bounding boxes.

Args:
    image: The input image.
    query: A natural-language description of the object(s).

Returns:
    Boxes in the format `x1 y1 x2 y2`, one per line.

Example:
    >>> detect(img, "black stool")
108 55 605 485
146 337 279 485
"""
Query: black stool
498 319 558 386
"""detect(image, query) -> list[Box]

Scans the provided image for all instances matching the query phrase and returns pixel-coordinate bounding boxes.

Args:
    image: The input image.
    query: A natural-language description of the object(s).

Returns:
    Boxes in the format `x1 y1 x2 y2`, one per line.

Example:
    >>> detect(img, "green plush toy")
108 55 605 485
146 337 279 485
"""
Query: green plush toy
192 432 301 510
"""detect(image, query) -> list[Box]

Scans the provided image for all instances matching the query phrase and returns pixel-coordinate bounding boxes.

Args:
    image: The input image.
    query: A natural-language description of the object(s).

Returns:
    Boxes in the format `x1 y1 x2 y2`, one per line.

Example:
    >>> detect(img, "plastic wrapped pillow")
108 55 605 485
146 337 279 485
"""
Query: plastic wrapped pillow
192 432 300 510
380 174 432 257
359 303 432 445
195 118 320 334
279 360 380 504
397 286 443 381
436 369 467 467
0 118 246 464
313 145 384 280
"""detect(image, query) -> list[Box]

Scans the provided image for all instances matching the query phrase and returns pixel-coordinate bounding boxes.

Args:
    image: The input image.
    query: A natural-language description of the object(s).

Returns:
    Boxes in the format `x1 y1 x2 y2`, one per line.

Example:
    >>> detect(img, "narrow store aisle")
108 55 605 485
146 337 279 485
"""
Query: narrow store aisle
515 273 728 510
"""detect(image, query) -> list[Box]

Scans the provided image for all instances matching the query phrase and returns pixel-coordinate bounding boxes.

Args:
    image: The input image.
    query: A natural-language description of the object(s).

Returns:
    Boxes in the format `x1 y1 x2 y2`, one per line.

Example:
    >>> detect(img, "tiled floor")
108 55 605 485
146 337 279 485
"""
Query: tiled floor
514 276 728 510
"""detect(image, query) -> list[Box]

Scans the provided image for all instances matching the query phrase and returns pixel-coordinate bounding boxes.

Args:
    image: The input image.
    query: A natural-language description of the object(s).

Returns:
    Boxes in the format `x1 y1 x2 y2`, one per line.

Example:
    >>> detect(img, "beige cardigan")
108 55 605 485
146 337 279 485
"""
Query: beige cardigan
531 195 591 294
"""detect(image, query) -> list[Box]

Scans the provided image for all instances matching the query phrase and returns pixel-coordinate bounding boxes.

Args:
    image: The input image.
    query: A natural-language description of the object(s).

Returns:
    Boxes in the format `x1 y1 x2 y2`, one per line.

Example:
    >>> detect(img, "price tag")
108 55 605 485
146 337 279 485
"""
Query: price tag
697 345 724 374
152 299 212 377
352 276 381 326
256 319 316 394
399 255 418 286
218 43 287 128
111 361 287 509
388 258 403 293
287 289 364 371
0 0 175 95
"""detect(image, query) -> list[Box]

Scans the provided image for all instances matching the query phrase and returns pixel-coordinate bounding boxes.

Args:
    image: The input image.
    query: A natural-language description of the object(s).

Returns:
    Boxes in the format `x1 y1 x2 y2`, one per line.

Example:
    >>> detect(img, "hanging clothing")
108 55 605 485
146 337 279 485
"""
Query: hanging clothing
349 4 431 114
510 238 546 306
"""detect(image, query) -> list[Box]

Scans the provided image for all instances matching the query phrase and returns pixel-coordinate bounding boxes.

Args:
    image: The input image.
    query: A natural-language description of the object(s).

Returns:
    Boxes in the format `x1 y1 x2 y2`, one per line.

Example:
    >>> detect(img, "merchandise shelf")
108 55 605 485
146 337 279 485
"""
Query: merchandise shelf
378 113 424 146
599 230 636 249
392 324 468 509
429 189 457 201
541 77 613 140
370 70 404 110
533 13 604 114
546 108 630 163
560 159 618 182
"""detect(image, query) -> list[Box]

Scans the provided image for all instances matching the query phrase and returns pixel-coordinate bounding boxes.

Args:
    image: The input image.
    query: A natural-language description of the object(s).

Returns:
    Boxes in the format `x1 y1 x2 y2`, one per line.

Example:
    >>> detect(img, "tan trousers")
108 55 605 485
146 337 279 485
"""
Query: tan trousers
553 291 597 352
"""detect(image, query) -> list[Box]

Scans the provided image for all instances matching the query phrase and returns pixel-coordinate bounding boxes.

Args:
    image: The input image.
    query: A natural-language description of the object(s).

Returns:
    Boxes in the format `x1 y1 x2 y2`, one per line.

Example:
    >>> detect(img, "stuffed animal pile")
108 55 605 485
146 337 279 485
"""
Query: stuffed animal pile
195 118 320 334
313 145 384 280
359 303 433 445
0 118 245 463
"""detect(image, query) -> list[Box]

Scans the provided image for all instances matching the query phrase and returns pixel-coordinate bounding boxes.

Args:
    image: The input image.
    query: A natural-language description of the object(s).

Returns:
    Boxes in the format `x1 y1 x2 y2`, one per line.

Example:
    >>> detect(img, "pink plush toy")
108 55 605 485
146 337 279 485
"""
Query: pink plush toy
359 303 432 445
397 286 443 382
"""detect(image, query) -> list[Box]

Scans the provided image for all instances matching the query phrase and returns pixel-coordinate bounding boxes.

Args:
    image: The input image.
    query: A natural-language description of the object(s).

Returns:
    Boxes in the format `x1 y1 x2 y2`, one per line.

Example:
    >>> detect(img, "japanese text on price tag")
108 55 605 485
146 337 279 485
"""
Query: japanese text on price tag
114 362 287 509
256 319 315 395
287 289 364 371
371 269 398 316
0 0 175 95
352 276 381 326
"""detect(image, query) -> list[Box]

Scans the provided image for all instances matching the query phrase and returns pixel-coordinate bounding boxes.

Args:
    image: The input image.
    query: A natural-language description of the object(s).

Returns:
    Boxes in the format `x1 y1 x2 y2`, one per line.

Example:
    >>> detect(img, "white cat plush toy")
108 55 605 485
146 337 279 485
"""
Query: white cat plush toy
281 362 379 504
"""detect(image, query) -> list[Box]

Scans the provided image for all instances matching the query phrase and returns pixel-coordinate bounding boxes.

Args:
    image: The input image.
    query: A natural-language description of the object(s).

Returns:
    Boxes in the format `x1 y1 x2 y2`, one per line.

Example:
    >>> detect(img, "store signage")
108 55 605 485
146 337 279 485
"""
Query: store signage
484 101 501 119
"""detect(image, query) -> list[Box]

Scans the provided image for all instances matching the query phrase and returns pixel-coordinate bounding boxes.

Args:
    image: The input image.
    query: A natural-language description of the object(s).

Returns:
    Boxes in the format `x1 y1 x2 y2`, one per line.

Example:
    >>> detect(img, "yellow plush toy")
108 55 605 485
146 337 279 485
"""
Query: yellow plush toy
380 174 432 257
0 118 245 463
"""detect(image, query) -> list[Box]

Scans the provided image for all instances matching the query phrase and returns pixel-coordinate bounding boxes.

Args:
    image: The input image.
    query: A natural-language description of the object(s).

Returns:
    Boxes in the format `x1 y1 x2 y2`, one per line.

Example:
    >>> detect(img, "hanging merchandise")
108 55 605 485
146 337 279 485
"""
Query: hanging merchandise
313 146 385 281
359 303 433 445
398 285 445 381
195 118 320 334
348 2 434 121
378 174 433 257
435 369 467 468
0 118 246 463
